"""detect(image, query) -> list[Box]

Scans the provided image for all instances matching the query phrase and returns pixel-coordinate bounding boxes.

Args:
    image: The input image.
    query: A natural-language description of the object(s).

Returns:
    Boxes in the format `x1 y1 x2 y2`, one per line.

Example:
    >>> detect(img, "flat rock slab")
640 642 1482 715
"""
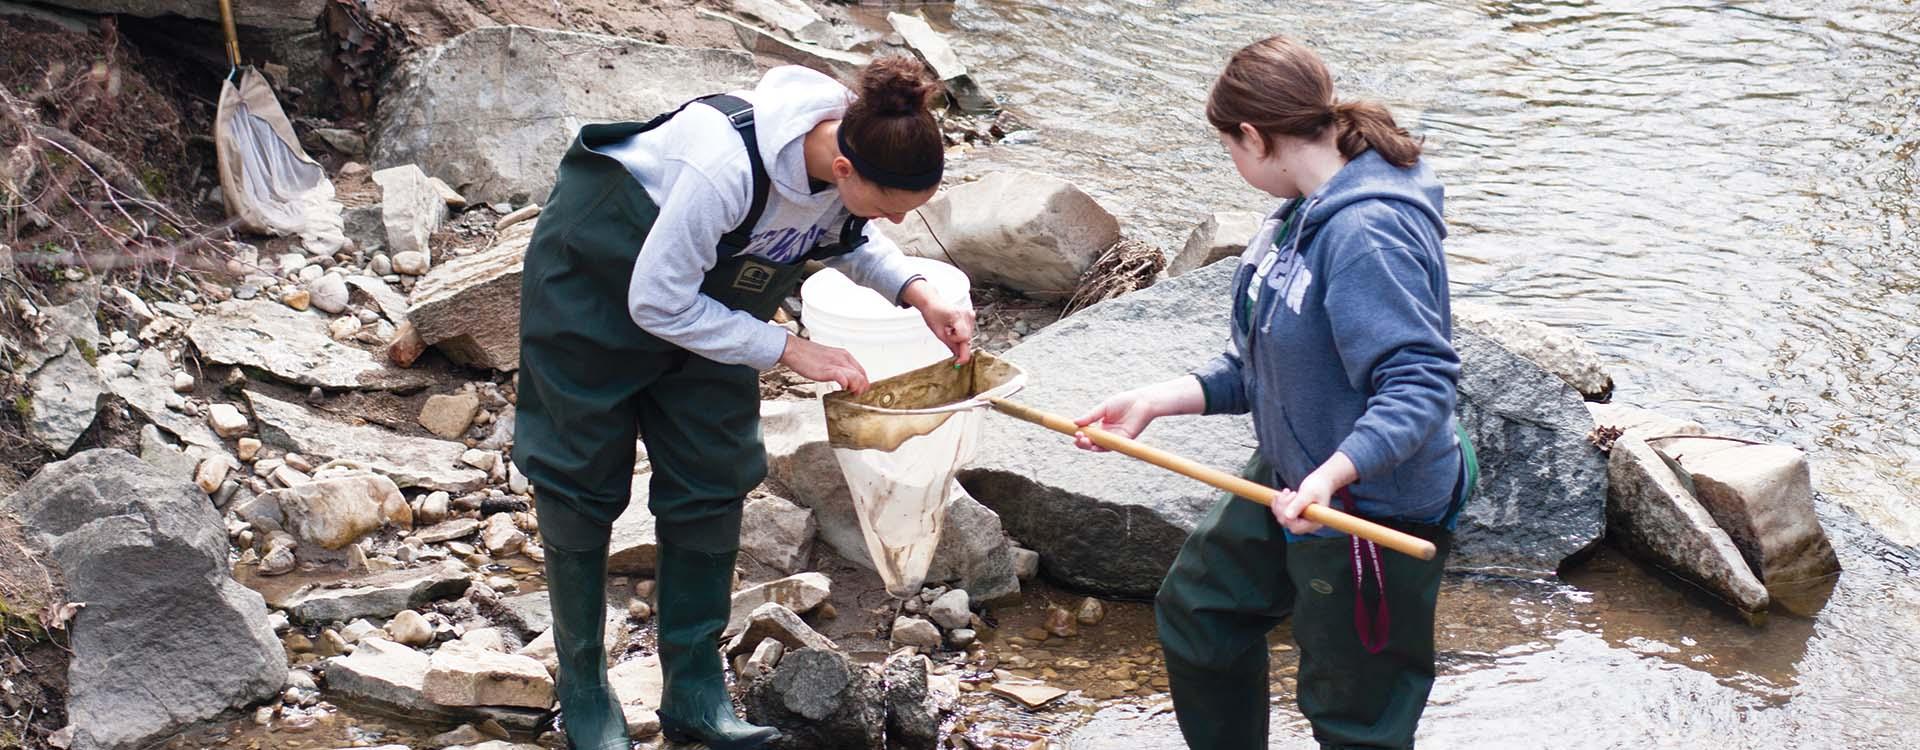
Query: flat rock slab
372 26 757 205
106 347 226 450
249 390 488 492
958 261 1249 597
272 561 472 624
189 300 435 391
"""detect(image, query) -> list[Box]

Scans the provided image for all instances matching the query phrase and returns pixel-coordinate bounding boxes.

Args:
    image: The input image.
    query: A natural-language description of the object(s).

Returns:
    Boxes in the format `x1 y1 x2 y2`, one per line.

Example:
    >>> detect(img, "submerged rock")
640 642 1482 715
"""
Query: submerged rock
4 450 285 750
1606 433 1770 613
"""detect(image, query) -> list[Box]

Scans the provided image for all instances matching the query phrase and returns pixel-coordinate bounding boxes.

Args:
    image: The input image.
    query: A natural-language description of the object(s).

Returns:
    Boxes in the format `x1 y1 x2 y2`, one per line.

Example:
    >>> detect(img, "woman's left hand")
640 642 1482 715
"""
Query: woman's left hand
1273 474 1332 535
904 279 975 364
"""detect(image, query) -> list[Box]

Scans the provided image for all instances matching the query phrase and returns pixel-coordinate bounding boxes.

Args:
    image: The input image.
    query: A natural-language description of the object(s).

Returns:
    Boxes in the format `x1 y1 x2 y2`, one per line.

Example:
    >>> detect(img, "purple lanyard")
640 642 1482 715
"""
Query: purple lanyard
1336 488 1390 654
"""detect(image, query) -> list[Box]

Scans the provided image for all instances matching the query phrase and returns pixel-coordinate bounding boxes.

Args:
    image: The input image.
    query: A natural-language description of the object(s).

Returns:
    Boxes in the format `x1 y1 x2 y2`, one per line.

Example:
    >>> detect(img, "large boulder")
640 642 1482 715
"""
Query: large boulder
1655 438 1842 614
879 171 1121 300
1605 434 1769 613
249 390 488 493
743 648 885 750
1451 326 1608 572
406 221 533 371
761 402 1018 598
187 300 435 391
1453 301 1614 402
3 450 285 750
956 261 1247 597
372 26 757 205
1166 211 1265 277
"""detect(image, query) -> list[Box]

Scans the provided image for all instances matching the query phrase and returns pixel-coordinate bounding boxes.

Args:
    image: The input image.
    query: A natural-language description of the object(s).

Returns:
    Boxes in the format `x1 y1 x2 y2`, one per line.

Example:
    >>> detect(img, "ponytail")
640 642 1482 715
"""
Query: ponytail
1332 100 1421 167
1208 36 1422 168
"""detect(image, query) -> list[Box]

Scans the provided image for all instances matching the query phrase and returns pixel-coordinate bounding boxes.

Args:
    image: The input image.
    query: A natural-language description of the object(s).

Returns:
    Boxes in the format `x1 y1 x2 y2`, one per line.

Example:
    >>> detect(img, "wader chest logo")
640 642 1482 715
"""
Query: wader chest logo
733 261 775 293
1309 578 1334 595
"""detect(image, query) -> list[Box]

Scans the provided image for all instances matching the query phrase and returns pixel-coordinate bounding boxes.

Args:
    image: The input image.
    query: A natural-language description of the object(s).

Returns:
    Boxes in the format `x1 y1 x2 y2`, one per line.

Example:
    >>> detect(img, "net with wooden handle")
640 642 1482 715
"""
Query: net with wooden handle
986 397 1438 560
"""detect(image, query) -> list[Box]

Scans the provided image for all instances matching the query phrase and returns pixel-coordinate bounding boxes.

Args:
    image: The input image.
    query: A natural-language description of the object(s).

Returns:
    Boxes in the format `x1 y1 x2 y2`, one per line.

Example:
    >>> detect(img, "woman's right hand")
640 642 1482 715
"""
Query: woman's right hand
780 335 871 395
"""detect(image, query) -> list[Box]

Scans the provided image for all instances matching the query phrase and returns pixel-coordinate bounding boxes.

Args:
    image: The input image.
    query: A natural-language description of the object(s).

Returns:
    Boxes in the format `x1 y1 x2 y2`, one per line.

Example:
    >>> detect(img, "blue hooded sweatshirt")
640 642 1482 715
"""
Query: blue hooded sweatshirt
1192 149 1461 527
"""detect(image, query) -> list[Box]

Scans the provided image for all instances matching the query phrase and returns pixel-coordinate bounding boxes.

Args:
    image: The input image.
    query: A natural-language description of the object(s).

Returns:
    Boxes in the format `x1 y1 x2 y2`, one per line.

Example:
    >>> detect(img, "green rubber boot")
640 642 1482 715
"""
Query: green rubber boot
655 541 779 749
543 541 630 750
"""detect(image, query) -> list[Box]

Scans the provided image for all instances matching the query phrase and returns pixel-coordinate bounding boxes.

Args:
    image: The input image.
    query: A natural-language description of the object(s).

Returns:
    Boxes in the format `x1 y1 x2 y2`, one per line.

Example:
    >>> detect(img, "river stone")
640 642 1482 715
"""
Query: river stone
423 644 555 709
723 603 837 657
890 617 941 651
926 589 970 630
725 572 831 639
1167 210 1265 277
487 590 554 642
762 402 1017 594
880 171 1122 299
310 272 351 315
741 493 816 575
1452 326 1609 572
956 261 1247 597
271 561 471 624
412 517 482 544
744 648 885 750
608 653 663 711
406 221 533 371
24 344 107 454
106 347 226 450
882 650 940 750
1606 434 1769 613
187 299 435 391
262 472 407 550
419 391 480 440
372 26 756 205
1454 301 1614 402
372 165 447 259
249 390 488 492
607 475 659 574
3 449 285 750
1658 438 1842 614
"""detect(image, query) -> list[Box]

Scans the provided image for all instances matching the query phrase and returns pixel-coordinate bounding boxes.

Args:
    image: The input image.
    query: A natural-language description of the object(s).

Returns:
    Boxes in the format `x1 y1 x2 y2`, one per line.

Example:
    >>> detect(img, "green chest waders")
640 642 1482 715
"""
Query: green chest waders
1155 428 1478 750
513 95 868 750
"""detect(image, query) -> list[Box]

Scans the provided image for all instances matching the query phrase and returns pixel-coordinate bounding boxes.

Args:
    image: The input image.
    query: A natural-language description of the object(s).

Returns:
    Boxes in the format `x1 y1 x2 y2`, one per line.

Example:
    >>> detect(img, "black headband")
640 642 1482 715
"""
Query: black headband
837 126 943 191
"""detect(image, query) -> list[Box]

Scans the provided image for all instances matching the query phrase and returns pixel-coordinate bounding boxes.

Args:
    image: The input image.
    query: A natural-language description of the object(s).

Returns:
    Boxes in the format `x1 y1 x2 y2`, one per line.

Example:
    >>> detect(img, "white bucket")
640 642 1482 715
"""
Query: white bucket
800 257 972 381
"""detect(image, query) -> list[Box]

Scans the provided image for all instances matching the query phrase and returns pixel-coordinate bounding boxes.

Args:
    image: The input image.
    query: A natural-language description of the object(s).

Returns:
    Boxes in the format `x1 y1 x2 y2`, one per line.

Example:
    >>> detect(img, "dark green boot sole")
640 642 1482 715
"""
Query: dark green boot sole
544 541 631 750
655 541 778 750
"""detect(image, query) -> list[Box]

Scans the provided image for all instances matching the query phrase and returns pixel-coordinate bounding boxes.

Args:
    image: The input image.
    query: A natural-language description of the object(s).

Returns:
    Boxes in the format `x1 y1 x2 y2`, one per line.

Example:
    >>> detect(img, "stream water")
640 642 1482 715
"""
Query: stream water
923 0 1920 747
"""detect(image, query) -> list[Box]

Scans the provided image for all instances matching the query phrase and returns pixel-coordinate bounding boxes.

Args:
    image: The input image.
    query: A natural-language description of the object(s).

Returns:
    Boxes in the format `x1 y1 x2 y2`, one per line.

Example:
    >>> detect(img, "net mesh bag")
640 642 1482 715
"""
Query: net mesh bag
823 353 1026 598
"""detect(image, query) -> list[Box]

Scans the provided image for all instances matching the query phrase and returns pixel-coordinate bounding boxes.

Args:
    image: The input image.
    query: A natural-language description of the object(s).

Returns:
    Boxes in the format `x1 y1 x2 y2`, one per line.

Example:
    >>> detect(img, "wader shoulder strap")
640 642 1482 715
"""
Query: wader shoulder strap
699 94 770 252
631 94 770 252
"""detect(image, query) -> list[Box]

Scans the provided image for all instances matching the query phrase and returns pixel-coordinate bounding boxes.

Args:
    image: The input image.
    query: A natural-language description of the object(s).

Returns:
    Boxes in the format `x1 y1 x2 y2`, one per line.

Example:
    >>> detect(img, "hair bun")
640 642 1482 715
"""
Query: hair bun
858 56 939 117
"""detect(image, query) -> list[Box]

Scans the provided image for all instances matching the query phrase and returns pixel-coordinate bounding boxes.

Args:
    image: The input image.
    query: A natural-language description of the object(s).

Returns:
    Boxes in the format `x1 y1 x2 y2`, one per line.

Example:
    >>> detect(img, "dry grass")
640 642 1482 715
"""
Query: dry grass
1062 237 1166 317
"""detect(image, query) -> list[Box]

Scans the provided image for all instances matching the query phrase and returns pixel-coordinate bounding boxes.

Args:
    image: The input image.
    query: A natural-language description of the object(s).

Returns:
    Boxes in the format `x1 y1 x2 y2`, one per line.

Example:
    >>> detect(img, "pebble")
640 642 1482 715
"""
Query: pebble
284 453 316 473
356 307 382 324
461 448 497 471
392 250 429 275
1044 605 1079 638
948 628 977 648
328 316 363 340
297 265 324 284
369 253 393 277
284 632 314 654
172 372 196 393
628 599 653 621
1076 597 1106 626
207 403 250 438
310 273 350 314
387 609 434 647
318 629 351 656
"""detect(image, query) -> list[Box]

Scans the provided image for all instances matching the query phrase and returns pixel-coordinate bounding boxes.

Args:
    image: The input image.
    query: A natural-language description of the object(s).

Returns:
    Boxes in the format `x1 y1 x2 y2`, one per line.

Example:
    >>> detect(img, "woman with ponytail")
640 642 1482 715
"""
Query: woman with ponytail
1075 36 1473 749
513 58 972 750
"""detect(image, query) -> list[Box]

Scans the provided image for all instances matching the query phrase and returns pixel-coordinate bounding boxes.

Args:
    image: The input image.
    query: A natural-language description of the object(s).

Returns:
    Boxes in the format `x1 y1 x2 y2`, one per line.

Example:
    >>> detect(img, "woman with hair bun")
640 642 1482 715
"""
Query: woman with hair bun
1074 36 1475 749
513 57 972 750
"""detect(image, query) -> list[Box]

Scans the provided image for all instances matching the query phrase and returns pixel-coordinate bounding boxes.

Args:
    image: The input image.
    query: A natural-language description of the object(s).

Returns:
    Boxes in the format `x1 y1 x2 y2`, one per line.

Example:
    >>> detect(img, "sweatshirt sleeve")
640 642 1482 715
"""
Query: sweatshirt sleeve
625 163 790 370
821 220 923 306
1325 244 1460 481
1193 345 1251 416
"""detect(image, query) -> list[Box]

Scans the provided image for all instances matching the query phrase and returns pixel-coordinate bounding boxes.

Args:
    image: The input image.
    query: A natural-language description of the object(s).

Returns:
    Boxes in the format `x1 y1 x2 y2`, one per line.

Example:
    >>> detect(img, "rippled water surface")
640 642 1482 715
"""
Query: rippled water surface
927 1 1920 747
